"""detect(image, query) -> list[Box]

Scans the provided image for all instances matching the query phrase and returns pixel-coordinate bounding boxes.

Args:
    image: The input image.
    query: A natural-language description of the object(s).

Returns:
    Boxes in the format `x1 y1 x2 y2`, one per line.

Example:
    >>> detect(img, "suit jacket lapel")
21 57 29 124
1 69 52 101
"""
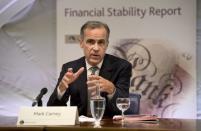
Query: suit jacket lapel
99 54 114 81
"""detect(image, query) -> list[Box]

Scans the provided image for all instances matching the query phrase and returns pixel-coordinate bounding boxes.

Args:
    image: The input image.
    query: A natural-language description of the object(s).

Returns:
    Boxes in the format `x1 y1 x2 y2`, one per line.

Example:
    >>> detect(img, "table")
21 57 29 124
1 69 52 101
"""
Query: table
0 116 199 131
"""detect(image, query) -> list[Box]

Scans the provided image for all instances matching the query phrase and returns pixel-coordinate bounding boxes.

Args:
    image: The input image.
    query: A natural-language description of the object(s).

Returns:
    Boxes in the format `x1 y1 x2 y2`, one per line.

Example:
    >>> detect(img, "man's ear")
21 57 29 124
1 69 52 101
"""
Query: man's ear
79 38 84 48
106 40 109 47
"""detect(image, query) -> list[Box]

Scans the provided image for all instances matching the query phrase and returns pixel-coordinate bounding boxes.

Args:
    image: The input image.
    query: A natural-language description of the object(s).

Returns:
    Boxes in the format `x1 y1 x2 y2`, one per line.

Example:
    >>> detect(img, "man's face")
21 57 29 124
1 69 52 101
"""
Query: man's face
80 27 108 66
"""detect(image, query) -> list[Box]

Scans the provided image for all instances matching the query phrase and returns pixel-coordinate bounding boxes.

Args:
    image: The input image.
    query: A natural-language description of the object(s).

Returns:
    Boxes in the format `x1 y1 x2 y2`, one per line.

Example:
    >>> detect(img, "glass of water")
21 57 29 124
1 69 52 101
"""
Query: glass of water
90 97 105 127
116 98 130 123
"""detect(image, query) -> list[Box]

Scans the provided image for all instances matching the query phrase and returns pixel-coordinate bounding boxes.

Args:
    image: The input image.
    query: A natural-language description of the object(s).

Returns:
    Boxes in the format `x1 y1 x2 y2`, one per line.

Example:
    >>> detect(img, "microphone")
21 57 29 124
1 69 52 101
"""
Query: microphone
32 87 48 107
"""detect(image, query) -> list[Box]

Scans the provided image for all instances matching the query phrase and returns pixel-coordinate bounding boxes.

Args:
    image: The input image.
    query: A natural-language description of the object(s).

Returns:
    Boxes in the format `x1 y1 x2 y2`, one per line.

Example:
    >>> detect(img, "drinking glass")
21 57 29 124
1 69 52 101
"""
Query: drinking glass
90 97 105 127
116 98 130 123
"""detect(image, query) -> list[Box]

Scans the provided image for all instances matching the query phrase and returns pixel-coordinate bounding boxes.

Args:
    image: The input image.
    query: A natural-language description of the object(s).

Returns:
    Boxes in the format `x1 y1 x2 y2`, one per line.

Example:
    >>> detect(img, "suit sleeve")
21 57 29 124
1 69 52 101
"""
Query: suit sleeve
47 64 70 106
106 61 132 116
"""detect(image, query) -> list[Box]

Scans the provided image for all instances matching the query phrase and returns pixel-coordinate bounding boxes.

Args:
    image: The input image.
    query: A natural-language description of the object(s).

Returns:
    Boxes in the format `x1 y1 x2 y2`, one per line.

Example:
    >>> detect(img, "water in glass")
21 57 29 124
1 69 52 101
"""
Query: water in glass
90 97 105 125
116 102 130 112
116 98 130 123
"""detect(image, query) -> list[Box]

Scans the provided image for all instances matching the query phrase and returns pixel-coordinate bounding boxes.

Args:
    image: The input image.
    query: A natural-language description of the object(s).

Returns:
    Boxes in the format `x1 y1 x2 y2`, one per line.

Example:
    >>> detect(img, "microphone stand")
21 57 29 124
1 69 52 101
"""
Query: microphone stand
32 87 48 107
32 99 43 107
37 99 42 107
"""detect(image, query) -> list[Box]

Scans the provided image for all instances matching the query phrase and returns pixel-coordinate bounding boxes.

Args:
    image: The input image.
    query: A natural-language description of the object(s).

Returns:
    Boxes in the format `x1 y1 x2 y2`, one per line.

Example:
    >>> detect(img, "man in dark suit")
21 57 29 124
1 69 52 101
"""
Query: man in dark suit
47 21 132 117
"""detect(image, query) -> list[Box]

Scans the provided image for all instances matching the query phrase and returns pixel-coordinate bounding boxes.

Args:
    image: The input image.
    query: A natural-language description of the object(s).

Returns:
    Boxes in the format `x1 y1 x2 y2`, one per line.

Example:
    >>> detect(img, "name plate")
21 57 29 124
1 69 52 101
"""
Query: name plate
17 106 79 126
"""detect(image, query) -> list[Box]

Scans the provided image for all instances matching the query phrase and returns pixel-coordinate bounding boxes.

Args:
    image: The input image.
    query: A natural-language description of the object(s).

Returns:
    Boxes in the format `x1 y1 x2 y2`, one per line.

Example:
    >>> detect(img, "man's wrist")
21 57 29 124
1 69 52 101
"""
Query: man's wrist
59 83 68 93
57 84 68 100
107 86 116 99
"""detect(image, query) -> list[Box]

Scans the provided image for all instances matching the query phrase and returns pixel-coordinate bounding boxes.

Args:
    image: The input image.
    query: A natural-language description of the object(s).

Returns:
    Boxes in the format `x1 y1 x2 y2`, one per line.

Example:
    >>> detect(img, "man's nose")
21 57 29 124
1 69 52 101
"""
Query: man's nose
92 43 99 51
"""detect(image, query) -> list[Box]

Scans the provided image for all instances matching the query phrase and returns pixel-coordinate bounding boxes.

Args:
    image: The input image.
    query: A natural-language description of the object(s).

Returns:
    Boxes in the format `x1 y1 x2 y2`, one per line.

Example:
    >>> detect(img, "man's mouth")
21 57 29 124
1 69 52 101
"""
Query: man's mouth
91 54 100 58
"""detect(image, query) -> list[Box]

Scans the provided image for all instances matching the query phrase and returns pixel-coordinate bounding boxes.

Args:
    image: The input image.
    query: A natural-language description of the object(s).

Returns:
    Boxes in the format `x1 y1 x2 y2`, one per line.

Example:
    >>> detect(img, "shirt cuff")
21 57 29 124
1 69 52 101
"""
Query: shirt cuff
107 87 116 99
57 87 66 100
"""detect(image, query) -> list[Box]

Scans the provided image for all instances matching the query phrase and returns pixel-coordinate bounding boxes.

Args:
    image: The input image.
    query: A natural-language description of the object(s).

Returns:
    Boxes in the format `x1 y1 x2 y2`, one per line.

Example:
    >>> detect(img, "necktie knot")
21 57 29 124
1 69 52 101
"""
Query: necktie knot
90 66 99 75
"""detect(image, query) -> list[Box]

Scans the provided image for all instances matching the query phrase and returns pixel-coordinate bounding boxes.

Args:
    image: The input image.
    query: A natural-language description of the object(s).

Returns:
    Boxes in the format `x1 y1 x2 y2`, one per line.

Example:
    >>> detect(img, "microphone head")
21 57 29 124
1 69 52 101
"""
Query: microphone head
40 87 48 95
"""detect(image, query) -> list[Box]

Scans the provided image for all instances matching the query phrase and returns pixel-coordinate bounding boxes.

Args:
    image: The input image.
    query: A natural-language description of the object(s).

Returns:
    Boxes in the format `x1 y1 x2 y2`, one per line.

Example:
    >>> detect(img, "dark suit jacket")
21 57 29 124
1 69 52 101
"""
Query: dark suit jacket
47 54 132 117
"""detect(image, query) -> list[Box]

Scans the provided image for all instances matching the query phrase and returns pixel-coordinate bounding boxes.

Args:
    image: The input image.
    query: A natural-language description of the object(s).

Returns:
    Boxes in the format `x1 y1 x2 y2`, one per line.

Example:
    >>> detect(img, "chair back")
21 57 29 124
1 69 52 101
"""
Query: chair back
125 93 141 115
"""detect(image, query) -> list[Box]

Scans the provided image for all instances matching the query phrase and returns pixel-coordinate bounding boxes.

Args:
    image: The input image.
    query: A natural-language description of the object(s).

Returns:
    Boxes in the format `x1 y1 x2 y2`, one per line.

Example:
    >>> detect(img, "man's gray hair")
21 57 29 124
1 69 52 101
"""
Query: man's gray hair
80 21 110 41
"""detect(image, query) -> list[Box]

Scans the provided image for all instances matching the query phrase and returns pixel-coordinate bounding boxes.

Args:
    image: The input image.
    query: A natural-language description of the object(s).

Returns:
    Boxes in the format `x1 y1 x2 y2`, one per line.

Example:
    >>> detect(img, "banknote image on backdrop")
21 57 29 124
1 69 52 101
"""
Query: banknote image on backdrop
112 39 194 118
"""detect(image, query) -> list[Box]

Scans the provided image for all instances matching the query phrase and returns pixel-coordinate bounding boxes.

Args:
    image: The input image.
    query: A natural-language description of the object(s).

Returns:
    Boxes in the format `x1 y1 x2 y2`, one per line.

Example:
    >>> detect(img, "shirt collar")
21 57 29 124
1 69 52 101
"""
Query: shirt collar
85 59 103 70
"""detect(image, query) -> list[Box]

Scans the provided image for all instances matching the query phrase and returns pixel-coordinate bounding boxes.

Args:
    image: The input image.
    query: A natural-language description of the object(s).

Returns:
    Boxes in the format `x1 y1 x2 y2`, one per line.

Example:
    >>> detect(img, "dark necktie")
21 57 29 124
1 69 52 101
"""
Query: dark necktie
90 66 99 75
